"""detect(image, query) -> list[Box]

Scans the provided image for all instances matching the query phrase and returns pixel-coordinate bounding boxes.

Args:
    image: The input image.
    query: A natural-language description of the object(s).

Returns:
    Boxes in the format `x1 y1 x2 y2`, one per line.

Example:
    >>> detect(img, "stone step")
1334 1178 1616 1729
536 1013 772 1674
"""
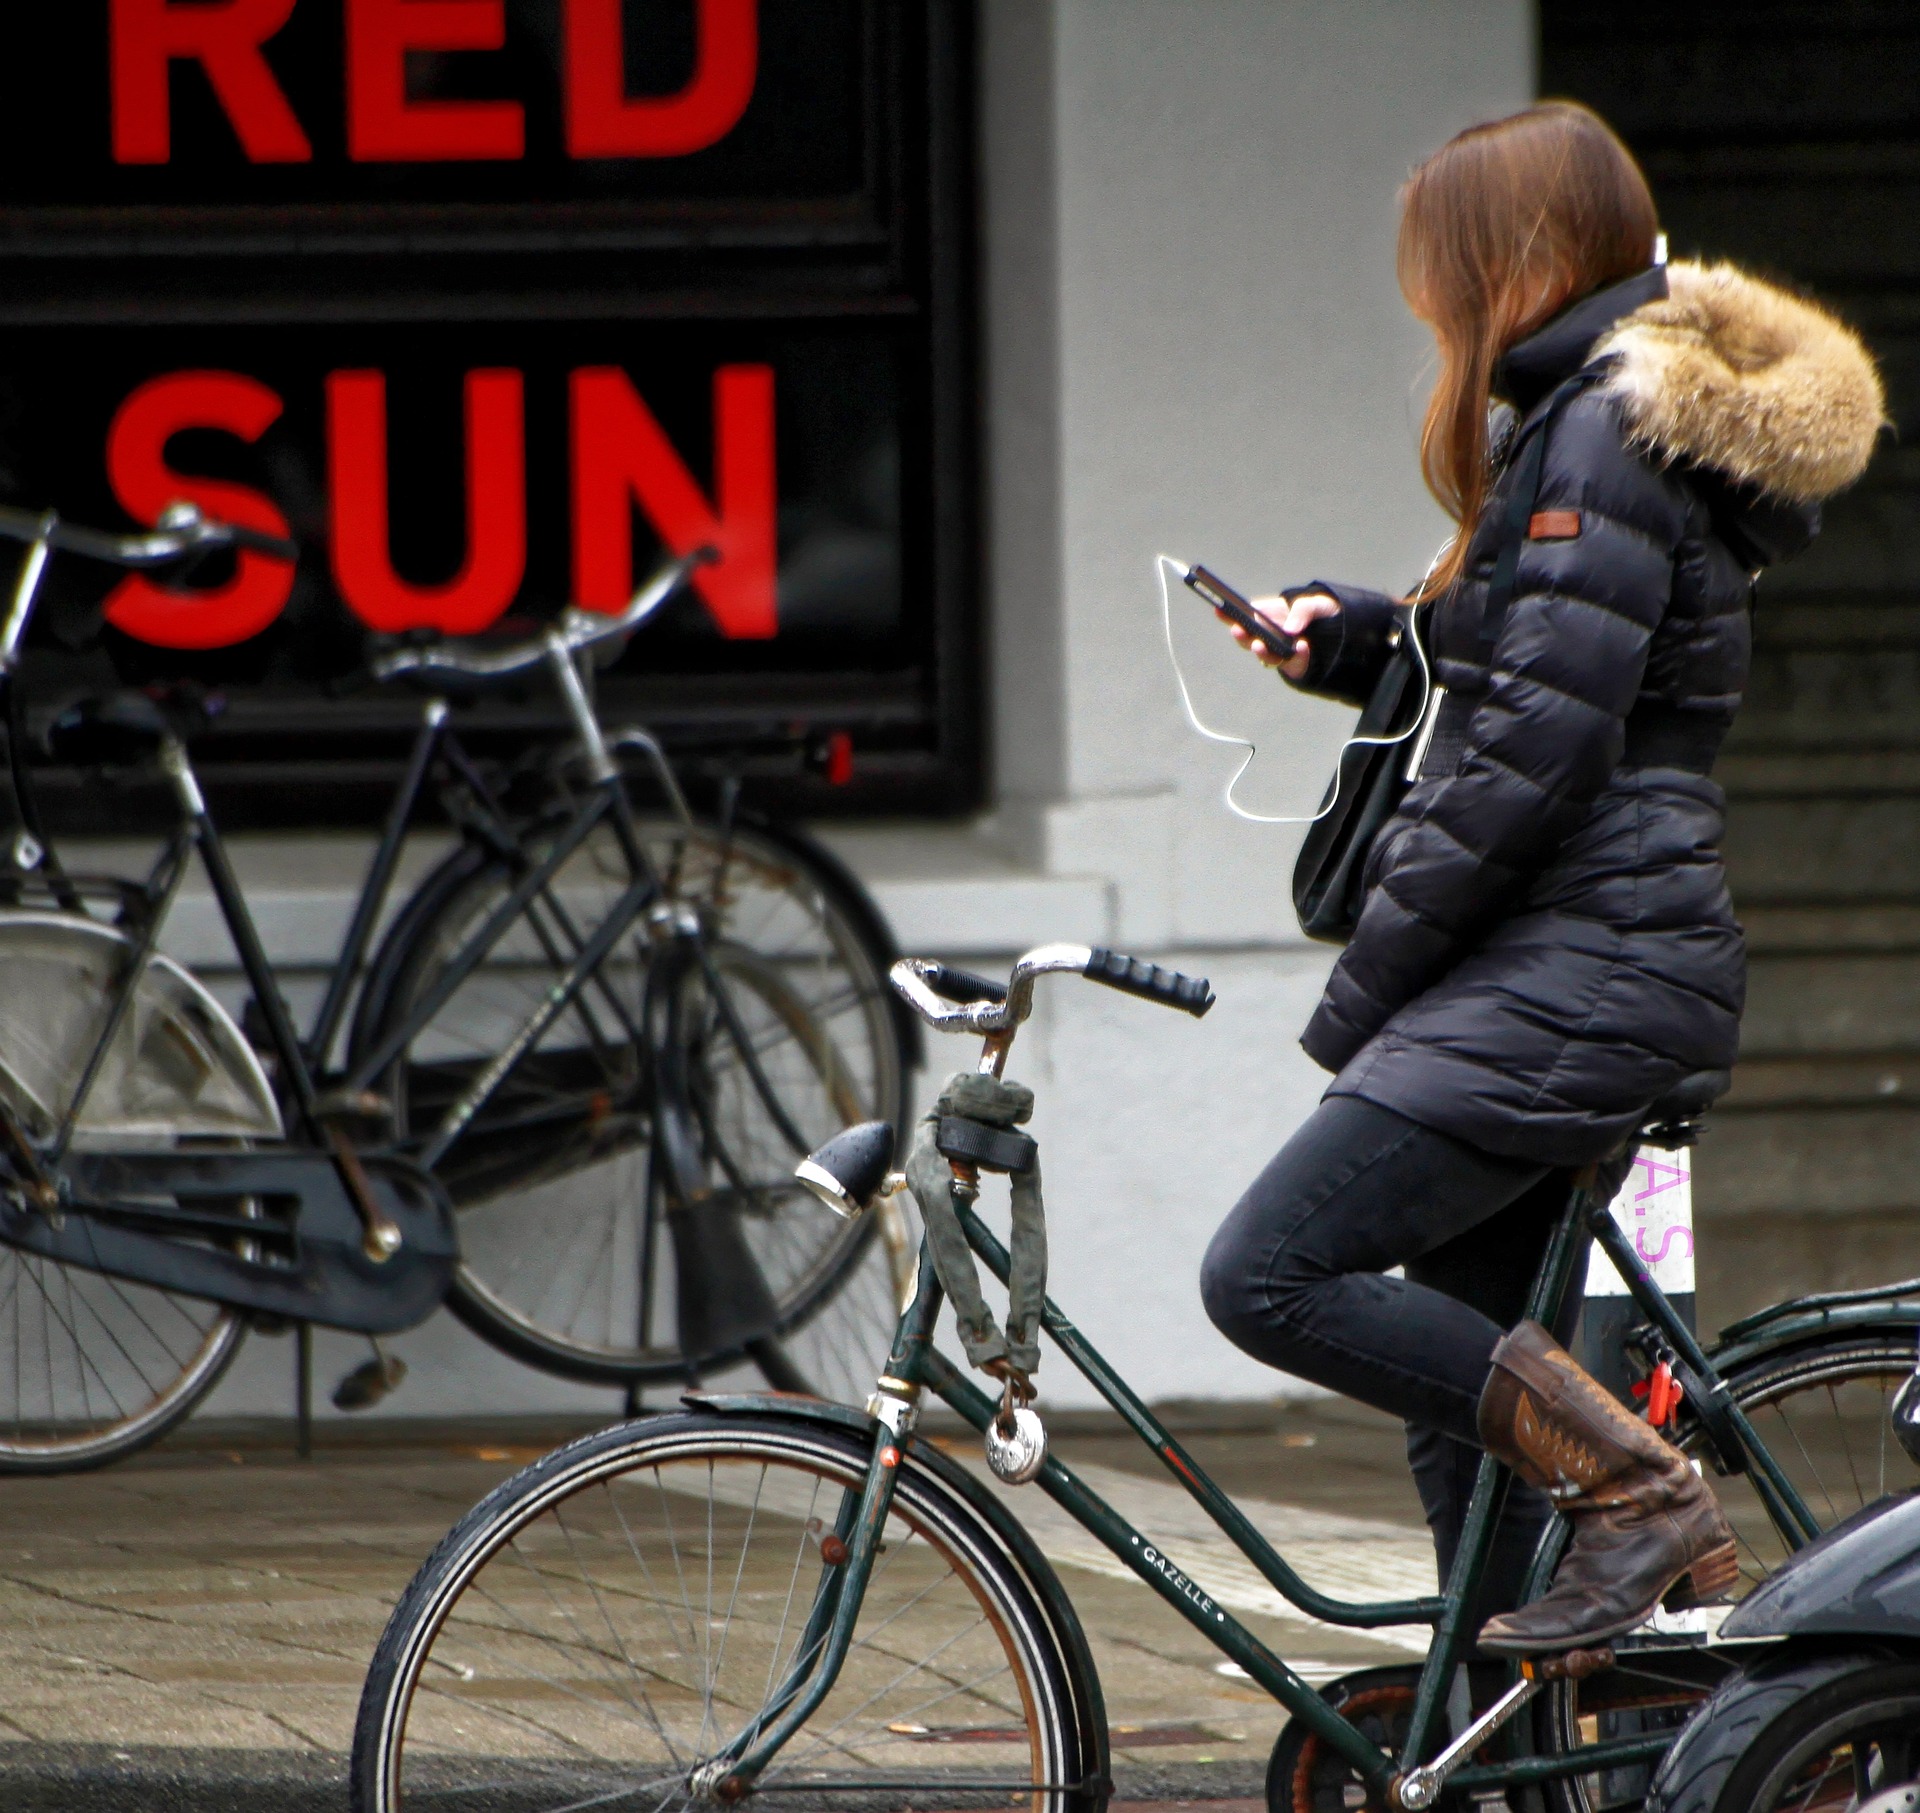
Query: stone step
1720 746 1920 798
1750 599 1920 651
1721 1054 1920 1110
1694 1202 1920 1334
1692 1099 1920 1327
1741 950 1920 1056
1693 1099 1920 1220
1731 696 1920 752
1731 595 1920 747
1723 793 1920 901
1741 903 1920 953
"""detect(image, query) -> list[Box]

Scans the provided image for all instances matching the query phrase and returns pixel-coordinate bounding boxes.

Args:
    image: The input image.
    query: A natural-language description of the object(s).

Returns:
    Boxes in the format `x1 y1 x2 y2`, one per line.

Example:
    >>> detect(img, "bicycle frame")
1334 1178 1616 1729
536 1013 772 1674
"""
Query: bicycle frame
712 1153 1831 1805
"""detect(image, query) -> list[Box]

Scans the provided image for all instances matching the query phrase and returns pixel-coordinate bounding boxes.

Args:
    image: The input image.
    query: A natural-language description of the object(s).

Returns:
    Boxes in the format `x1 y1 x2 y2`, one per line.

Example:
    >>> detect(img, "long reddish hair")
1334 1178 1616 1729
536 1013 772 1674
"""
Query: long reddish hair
1399 102 1657 598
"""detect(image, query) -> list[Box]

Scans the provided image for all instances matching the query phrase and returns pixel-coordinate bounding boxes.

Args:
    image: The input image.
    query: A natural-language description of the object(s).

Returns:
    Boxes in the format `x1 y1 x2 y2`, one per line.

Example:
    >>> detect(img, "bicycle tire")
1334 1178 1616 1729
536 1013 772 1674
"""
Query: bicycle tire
1645 1652 1920 1813
0 912 279 1472
1534 1319 1920 1811
350 1411 1092 1813
352 810 912 1390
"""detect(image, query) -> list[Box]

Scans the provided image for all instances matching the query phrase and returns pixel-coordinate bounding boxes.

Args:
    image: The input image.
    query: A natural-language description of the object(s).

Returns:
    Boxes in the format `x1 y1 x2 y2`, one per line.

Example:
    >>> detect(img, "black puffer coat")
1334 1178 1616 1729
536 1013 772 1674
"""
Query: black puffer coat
1290 262 1883 1166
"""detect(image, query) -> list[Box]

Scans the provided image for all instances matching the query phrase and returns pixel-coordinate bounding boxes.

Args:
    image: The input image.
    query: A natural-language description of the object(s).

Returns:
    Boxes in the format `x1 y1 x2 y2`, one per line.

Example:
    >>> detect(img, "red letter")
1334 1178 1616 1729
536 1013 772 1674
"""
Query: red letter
110 0 312 164
571 365 776 639
103 373 296 650
328 369 526 634
346 0 524 161
563 0 756 158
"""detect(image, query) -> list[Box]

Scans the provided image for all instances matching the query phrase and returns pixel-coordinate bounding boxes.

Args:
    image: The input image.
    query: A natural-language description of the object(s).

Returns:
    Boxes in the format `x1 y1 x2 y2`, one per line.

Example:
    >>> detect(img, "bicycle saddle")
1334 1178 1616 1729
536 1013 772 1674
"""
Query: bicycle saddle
1637 1068 1729 1144
43 691 176 766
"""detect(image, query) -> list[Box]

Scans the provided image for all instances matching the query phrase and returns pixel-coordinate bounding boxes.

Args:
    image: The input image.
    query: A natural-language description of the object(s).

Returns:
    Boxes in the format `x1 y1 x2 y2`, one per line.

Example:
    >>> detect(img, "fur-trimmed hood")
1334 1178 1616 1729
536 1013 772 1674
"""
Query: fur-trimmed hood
1593 260 1886 504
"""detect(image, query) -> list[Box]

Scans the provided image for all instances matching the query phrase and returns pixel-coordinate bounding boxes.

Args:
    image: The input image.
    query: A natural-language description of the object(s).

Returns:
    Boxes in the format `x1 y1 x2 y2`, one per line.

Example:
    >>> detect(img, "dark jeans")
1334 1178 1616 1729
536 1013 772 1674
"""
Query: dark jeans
1199 1095 1588 1616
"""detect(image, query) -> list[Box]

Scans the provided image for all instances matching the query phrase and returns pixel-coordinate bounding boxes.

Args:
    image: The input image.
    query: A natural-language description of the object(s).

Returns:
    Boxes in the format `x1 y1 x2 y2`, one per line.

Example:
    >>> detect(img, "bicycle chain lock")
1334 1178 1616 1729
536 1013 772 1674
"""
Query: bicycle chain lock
904 1071 1049 1485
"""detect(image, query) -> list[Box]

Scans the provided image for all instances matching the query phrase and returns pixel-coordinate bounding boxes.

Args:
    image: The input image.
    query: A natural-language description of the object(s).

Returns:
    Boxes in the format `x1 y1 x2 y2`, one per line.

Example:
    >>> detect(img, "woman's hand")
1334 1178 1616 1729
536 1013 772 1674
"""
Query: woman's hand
1218 591 1340 681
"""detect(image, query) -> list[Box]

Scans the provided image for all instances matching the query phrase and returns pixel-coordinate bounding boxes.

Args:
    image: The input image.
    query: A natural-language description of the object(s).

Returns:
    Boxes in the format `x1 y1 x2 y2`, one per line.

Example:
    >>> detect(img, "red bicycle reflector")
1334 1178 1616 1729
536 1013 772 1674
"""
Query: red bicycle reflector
825 730 853 786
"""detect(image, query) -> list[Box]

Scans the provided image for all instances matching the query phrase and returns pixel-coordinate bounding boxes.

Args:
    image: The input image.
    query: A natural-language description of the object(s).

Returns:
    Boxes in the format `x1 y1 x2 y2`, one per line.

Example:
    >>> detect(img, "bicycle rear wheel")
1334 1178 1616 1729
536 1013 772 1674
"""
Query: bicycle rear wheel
0 913 280 1471
356 813 911 1390
1537 1320 1920 1811
350 1412 1092 1813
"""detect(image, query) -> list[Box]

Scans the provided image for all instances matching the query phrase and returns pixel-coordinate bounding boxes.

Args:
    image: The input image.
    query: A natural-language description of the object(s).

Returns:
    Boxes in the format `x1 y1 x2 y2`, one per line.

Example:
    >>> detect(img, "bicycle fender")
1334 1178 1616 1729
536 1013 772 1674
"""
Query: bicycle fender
686 1390 1112 1795
2 1149 456 1333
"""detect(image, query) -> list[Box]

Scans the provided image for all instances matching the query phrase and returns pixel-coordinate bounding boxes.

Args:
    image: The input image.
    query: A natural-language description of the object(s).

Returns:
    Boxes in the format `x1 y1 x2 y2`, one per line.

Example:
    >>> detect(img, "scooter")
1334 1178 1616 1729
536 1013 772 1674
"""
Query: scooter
1646 1370 1920 1813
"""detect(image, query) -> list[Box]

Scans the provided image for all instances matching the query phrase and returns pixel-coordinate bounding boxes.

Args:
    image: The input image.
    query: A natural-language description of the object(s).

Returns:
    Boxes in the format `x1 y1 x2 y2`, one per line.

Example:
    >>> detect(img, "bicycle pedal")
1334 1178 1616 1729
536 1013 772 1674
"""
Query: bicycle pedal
332 1352 407 1412
1519 1646 1614 1683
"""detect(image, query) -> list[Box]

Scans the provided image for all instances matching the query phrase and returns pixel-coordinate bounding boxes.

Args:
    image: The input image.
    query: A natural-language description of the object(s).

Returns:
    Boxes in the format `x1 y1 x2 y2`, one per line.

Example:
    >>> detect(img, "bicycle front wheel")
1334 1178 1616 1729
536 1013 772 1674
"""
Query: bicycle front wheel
0 912 279 1471
350 1412 1091 1813
357 813 910 1389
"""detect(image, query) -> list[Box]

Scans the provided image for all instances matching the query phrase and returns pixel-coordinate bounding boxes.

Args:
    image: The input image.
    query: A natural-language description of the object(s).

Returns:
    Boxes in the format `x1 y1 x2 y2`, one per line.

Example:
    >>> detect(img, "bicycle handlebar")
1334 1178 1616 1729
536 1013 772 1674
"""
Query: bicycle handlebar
890 942 1214 1037
918 962 1009 1006
367 548 714 686
1082 947 1217 1016
0 500 299 568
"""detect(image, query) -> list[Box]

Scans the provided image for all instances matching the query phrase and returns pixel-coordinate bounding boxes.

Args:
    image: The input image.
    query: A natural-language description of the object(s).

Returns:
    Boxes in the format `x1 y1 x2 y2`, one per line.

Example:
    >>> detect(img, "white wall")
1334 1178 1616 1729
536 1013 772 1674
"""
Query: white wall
151 0 1534 1425
865 0 1536 1406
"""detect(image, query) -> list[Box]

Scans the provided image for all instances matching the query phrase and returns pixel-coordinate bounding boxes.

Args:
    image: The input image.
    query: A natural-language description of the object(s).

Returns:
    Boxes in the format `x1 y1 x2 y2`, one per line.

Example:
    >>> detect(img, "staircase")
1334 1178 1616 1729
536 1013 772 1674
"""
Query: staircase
1541 1 1920 1331
1700 447 1920 1325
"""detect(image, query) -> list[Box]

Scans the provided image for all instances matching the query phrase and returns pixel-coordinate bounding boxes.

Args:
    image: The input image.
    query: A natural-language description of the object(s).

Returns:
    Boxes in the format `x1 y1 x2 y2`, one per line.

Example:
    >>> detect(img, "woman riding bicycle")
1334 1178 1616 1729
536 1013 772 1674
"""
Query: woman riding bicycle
1199 102 1883 1653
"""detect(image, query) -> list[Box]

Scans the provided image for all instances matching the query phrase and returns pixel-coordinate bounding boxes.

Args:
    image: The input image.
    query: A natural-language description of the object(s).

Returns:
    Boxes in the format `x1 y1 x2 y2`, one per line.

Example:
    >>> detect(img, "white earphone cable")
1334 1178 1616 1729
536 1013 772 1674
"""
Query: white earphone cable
1155 550 1439 826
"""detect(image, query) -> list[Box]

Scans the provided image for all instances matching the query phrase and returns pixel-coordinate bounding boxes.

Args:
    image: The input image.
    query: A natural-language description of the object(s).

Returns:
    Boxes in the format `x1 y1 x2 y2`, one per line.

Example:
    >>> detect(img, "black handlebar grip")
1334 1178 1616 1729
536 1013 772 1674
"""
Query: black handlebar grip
1084 947 1215 1017
921 962 1008 1005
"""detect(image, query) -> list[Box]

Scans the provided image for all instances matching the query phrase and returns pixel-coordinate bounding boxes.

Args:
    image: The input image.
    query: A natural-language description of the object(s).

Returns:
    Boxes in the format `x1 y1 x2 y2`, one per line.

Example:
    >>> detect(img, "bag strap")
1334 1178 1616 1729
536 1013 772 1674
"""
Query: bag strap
1476 372 1600 653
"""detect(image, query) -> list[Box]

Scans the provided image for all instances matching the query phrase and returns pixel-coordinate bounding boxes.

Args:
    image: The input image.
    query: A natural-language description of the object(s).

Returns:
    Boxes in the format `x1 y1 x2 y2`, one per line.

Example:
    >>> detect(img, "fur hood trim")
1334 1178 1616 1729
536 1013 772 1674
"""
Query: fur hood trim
1593 260 1886 503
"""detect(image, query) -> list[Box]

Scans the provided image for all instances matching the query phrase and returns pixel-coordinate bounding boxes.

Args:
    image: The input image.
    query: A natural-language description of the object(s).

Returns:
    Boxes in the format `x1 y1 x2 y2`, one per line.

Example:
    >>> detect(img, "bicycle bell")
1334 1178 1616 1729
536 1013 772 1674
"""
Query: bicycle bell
986 1386 1048 1485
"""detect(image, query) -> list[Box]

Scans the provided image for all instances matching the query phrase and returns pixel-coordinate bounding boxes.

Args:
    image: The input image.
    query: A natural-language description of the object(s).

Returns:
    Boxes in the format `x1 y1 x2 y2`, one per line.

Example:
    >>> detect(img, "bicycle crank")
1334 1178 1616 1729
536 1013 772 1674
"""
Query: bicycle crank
1390 1647 1613 1810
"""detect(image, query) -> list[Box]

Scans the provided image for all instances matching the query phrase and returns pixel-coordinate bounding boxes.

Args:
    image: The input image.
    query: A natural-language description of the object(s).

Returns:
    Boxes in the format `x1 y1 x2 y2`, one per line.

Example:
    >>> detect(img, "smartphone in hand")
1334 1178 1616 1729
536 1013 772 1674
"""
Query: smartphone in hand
1183 564 1286 652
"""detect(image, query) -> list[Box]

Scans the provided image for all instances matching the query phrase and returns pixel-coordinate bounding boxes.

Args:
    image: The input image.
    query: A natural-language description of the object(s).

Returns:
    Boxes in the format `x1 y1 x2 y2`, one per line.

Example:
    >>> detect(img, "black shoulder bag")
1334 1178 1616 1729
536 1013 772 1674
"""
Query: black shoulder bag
1290 375 1593 944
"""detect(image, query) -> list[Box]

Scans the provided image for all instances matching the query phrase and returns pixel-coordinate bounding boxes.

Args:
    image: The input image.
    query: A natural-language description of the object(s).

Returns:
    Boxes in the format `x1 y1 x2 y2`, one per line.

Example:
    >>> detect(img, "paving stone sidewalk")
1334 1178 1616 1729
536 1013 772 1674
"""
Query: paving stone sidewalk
0 1401 1432 1811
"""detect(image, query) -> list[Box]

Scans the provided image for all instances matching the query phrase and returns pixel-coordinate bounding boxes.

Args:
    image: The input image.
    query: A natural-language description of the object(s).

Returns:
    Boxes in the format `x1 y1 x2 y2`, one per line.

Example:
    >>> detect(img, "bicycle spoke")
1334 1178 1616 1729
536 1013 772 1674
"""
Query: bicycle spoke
369 1435 1066 1813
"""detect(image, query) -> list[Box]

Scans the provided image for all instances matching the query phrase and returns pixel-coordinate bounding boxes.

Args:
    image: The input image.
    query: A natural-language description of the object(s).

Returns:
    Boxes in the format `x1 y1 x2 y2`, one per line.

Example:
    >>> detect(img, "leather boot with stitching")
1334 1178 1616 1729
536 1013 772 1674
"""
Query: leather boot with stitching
1474 1319 1737 1655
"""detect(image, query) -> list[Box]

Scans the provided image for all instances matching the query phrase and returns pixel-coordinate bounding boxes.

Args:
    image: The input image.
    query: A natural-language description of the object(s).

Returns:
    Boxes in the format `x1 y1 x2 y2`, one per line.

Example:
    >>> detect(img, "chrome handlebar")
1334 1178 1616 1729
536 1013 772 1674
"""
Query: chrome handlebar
0 498 300 571
889 941 1215 1068
368 547 713 683
890 944 1096 1037
0 499 300 673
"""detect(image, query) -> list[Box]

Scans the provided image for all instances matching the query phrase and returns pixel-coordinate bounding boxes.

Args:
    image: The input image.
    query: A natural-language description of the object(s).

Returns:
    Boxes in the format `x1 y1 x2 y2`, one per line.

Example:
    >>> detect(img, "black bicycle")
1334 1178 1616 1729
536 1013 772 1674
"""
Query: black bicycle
0 504 915 1471
352 939 1920 1813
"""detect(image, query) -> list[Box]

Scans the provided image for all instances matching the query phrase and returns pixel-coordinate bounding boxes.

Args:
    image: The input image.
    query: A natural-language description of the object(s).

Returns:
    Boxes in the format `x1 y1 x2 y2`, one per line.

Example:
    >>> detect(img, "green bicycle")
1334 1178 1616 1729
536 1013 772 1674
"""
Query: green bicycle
351 941 1920 1813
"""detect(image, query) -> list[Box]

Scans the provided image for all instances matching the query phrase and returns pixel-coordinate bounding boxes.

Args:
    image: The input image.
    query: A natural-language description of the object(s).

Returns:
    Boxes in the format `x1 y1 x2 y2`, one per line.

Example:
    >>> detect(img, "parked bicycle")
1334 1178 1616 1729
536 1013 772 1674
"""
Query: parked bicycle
0 503 915 1472
352 939 1920 1813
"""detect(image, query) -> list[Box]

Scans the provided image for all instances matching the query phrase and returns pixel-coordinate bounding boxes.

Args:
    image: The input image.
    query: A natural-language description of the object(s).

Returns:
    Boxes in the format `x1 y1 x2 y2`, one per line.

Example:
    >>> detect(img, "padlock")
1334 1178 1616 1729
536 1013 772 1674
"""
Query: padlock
984 1376 1047 1484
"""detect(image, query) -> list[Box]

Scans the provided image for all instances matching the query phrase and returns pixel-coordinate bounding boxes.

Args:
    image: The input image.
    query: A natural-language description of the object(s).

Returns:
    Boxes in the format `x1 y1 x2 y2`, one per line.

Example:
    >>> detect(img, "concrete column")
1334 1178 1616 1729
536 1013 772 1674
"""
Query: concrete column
872 0 1535 1404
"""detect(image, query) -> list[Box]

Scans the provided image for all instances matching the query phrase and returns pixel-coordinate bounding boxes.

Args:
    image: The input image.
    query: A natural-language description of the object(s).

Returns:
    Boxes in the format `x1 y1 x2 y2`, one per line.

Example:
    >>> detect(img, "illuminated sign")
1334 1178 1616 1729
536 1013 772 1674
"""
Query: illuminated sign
0 3 976 820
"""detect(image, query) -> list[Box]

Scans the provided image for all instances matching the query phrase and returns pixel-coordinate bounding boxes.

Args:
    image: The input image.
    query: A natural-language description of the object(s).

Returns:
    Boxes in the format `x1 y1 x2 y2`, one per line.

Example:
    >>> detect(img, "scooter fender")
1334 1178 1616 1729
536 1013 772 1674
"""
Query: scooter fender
1721 1488 1920 1642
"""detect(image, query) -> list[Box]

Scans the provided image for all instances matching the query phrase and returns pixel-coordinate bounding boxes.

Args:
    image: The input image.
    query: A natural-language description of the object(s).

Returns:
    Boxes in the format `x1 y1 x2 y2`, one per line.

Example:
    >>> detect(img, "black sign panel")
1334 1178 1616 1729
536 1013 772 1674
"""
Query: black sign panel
10 317 906 660
0 2 976 822
0 2 869 237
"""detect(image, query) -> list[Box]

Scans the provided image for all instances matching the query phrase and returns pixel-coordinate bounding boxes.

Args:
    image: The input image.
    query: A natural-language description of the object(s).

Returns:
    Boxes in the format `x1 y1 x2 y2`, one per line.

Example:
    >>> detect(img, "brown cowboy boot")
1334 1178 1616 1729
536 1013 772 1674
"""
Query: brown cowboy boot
1474 1319 1737 1655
